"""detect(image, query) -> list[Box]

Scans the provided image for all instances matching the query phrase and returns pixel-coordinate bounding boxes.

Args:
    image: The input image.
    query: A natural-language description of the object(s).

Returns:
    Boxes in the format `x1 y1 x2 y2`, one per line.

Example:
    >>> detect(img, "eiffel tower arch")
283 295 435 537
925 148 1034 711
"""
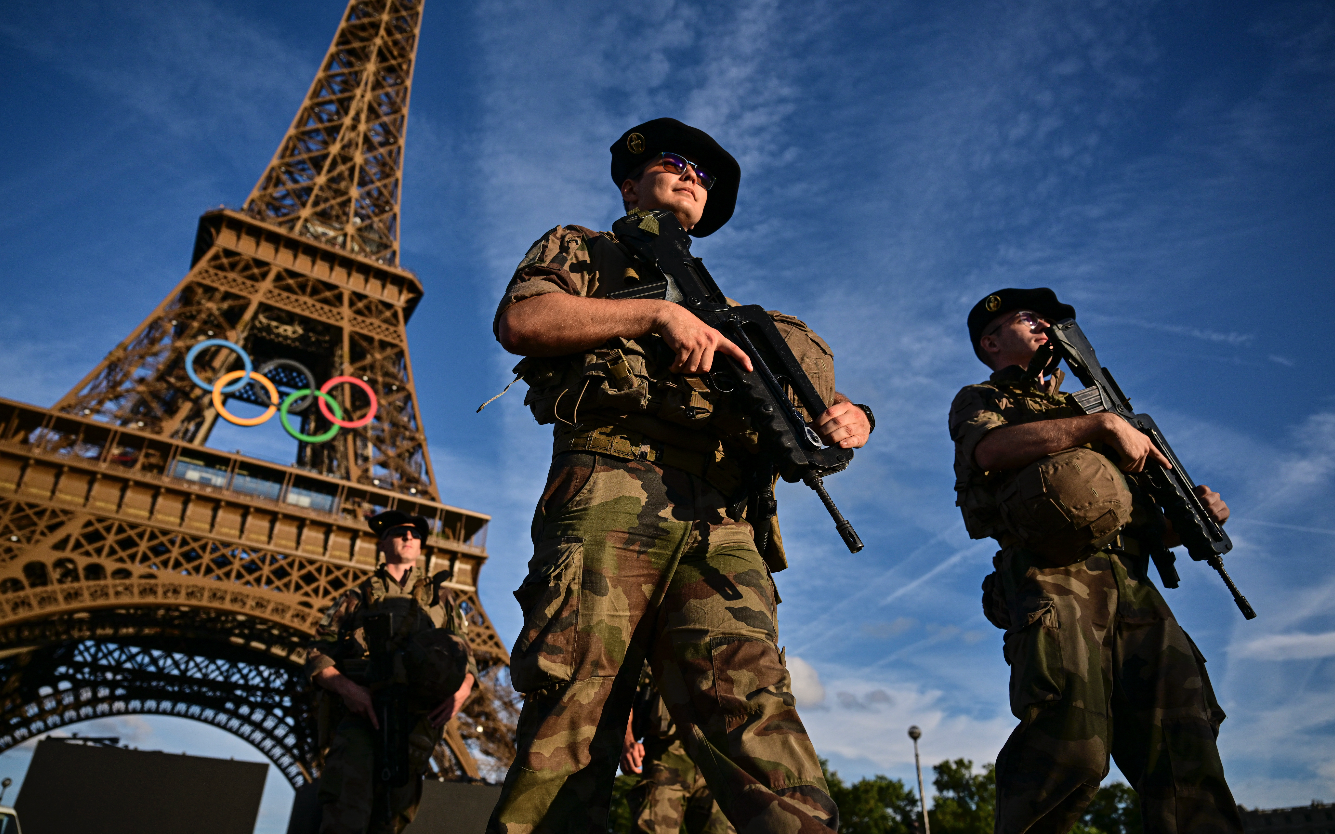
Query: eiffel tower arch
0 0 518 786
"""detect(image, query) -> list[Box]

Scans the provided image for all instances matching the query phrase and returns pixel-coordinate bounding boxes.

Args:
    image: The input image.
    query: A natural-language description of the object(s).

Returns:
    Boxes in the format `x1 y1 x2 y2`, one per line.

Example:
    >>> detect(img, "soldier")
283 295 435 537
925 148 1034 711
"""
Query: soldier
487 118 872 834
621 666 734 834
307 510 478 834
949 288 1243 834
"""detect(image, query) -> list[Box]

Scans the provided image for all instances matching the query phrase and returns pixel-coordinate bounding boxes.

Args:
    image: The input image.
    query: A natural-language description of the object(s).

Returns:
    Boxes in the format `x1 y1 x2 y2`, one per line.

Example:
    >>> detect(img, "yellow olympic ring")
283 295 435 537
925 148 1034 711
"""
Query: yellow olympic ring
211 370 279 426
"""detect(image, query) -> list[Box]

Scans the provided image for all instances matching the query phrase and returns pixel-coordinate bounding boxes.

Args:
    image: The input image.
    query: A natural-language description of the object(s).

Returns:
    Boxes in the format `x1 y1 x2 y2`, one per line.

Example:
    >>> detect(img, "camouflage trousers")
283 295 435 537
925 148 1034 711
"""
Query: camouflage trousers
488 452 836 834
319 712 444 834
985 547 1243 834
631 735 735 834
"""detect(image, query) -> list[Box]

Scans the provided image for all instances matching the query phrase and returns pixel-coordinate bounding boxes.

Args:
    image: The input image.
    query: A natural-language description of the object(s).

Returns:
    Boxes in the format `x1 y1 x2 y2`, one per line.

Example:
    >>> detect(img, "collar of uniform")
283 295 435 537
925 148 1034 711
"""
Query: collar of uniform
374 563 419 589
989 364 1065 396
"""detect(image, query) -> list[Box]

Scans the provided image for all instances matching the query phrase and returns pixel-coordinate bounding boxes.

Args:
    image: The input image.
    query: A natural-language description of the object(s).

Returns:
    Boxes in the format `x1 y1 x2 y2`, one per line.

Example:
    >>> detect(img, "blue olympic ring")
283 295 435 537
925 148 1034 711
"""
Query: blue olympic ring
186 339 253 394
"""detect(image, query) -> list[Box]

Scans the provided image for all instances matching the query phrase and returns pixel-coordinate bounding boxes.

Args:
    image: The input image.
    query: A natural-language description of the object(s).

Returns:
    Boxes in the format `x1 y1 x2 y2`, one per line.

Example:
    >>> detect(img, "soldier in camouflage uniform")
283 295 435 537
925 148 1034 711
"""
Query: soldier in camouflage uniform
949 288 1243 834
486 118 873 834
307 510 478 834
621 665 734 834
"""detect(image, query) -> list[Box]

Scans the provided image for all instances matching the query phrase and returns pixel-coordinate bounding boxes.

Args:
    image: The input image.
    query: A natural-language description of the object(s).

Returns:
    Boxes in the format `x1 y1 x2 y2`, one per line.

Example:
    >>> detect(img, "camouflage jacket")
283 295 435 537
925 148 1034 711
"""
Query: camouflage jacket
305 564 478 685
948 365 1086 542
494 222 838 454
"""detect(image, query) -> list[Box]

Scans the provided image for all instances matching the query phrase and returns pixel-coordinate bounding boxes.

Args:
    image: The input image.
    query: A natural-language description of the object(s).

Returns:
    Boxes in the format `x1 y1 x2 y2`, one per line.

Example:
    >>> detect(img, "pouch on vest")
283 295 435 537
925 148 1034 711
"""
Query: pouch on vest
996 447 1133 567
403 630 471 711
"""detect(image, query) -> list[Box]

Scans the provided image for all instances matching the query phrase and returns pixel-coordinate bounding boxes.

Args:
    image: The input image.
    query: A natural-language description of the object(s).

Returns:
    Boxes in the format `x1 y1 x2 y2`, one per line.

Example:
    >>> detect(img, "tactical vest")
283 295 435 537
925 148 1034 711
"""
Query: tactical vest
335 567 468 712
956 371 1158 561
955 373 1084 542
512 229 832 458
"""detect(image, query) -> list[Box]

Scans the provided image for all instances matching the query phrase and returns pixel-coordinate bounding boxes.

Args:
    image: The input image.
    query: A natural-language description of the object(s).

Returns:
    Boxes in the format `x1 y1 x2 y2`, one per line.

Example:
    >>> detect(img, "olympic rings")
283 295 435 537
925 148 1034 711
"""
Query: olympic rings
257 358 318 413
194 339 379 444
187 339 252 394
212 370 278 426
318 376 378 429
281 389 342 443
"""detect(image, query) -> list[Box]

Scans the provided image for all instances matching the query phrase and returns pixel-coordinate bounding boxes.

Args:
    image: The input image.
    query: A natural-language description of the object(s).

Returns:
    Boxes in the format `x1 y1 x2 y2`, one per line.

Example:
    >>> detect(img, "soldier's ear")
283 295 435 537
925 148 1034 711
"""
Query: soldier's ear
621 177 640 207
978 335 998 366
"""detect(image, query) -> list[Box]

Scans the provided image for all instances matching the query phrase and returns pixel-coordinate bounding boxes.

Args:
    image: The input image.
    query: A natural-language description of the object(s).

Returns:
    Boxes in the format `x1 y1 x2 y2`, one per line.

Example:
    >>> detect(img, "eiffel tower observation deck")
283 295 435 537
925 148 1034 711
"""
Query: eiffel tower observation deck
0 0 515 785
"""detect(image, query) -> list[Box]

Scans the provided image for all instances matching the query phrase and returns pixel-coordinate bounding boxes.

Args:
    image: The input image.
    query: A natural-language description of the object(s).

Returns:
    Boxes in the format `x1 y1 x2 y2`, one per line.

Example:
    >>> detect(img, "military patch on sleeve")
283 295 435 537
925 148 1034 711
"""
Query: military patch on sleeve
516 239 546 271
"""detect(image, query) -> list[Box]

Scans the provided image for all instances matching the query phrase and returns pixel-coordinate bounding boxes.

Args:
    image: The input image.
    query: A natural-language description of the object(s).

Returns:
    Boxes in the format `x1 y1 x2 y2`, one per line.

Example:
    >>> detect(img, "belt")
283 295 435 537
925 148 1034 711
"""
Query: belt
554 424 749 497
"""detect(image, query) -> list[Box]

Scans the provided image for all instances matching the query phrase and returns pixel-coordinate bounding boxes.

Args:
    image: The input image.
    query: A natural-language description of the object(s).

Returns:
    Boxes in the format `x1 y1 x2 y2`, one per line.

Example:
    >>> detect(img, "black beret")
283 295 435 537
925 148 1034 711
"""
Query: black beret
610 118 740 238
368 509 430 542
967 288 1076 365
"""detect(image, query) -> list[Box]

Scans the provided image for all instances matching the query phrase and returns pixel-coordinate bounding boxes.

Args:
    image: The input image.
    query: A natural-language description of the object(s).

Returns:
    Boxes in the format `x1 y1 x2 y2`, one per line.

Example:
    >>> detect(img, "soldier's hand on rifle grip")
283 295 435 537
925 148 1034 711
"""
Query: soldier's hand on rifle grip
428 672 476 728
651 303 752 373
1196 485 1229 525
1164 485 1229 548
316 667 380 729
1099 413 1173 473
817 399 870 449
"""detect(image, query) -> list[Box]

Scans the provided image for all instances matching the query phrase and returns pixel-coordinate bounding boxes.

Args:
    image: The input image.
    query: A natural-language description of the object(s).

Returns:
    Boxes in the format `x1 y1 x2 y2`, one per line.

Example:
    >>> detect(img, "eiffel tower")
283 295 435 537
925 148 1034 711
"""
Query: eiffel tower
0 0 516 786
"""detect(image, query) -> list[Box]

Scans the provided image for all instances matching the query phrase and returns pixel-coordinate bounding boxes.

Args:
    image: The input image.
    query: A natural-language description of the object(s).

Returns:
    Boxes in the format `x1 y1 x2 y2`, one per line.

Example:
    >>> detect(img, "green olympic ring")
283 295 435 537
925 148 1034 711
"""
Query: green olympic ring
280 389 342 444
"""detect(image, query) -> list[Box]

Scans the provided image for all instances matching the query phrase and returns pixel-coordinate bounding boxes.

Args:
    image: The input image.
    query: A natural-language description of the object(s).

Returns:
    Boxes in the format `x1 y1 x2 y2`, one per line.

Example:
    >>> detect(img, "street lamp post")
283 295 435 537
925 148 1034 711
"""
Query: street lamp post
908 726 930 834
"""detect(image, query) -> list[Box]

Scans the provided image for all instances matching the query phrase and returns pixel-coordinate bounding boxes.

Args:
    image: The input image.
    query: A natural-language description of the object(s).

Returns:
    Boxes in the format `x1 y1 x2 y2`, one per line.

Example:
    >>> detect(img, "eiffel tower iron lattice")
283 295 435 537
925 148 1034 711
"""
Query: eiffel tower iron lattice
0 0 519 787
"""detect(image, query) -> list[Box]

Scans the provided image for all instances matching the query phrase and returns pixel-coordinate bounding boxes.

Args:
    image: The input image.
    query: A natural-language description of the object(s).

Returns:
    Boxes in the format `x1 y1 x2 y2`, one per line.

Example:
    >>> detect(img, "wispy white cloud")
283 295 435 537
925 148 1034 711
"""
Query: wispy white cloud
802 669 1014 783
1085 314 1256 345
1233 631 1335 661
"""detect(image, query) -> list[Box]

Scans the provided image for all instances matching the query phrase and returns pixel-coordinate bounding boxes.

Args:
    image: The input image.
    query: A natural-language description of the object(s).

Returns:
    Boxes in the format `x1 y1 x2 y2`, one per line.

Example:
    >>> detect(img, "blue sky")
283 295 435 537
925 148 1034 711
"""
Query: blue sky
2 0 1332 830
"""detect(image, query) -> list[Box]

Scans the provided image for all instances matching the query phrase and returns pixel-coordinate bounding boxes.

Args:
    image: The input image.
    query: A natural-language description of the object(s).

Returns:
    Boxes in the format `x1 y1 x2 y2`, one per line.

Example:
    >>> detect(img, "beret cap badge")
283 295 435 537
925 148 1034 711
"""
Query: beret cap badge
626 132 645 154
985 294 1001 312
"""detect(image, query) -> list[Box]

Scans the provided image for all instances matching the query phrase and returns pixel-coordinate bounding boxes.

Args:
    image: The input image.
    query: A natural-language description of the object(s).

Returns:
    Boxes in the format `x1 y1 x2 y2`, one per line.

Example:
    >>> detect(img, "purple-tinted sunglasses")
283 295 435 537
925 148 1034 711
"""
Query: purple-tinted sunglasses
652 152 716 191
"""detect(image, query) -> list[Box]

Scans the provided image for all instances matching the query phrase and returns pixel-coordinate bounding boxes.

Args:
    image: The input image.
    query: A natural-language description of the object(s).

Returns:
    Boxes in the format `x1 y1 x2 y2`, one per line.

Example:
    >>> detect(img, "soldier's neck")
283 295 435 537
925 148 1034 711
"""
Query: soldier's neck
381 559 414 585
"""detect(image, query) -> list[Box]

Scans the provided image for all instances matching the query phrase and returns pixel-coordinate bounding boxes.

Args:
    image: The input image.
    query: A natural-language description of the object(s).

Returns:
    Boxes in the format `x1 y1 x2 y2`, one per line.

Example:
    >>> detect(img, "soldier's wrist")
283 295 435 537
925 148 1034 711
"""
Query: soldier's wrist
854 403 875 433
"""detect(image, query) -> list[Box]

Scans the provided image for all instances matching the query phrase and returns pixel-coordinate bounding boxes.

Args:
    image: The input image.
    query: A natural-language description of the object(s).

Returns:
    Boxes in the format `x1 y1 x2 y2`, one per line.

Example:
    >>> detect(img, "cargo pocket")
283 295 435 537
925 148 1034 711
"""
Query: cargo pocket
706 634 789 733
981 571 1010 630
1183 630 1227 735
509 536 584 693
1003 596 1064 718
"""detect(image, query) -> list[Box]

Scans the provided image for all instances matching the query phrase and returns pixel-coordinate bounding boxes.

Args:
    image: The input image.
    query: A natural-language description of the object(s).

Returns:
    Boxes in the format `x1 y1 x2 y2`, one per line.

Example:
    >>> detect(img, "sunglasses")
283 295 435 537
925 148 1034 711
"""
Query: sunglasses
381 525 421 541
650 152 716 191
983 310 1049 338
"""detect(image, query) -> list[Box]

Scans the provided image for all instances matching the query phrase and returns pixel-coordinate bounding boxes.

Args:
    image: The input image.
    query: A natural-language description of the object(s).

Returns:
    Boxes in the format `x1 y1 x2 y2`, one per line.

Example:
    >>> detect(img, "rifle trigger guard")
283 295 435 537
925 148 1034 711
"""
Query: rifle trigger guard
707 371 737 393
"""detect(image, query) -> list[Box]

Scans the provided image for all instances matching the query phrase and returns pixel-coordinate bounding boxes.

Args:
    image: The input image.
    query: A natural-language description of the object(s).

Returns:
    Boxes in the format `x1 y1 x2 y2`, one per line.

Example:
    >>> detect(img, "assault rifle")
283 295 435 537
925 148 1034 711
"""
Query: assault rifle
609 211 863 553
1031 319 1255 619
362 612 412 789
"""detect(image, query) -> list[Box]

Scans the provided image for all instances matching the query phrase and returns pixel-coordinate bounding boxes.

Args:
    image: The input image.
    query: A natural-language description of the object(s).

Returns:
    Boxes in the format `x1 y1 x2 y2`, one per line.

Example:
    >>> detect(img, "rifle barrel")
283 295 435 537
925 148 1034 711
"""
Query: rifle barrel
1210 556 1257 619
804 473 863 553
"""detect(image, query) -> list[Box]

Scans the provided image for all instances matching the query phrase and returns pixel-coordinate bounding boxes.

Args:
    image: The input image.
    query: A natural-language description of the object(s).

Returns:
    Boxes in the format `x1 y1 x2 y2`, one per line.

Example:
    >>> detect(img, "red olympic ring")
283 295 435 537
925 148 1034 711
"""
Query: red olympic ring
318 376 378 429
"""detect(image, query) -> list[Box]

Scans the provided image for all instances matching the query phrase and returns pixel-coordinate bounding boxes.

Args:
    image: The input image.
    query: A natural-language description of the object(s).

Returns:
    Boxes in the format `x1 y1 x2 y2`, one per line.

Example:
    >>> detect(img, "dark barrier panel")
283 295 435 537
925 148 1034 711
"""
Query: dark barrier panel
15 738 267 834
289 779 503 834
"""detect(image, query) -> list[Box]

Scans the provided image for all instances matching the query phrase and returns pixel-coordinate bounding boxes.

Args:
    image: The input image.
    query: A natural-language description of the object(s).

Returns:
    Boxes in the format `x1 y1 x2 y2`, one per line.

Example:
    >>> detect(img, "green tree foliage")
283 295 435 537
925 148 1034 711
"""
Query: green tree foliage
607 756 1140 834
928 759 996 834
1074 782 1143 834
821 759 921 834
607 773 638 833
